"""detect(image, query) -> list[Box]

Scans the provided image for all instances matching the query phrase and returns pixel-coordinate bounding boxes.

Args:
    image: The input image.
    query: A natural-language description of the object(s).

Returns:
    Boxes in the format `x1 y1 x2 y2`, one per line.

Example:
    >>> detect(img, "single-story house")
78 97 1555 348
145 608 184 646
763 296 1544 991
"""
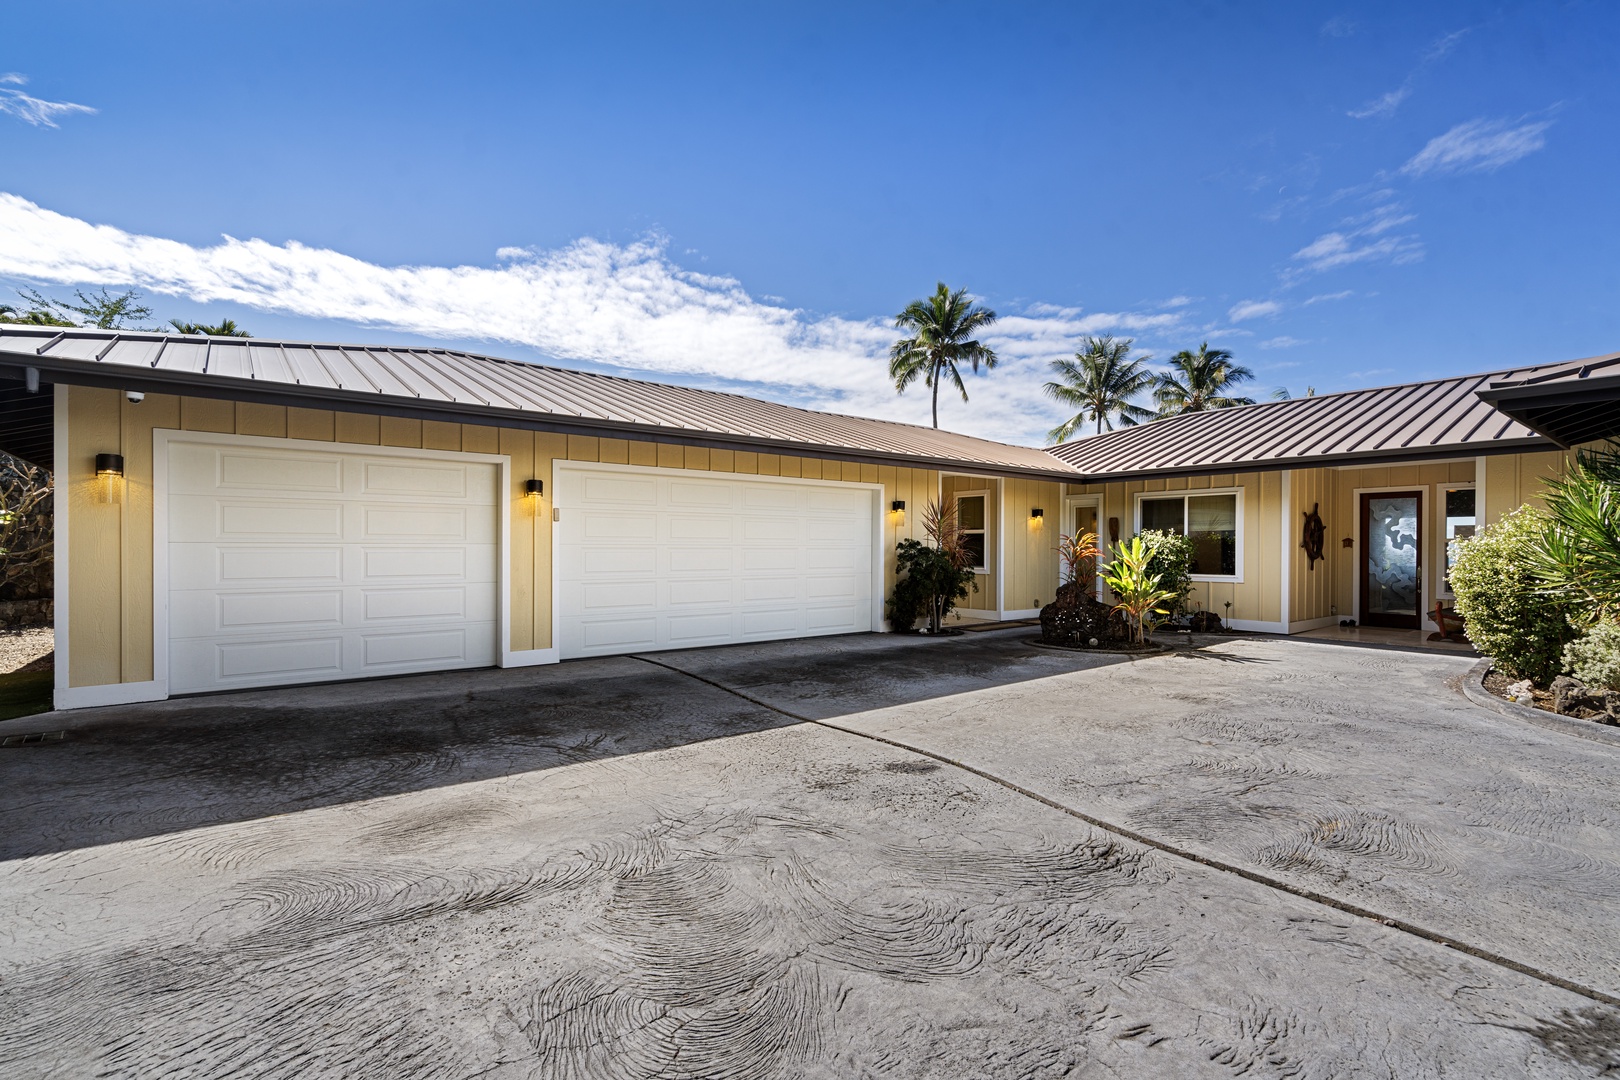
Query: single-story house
0 324 1615 710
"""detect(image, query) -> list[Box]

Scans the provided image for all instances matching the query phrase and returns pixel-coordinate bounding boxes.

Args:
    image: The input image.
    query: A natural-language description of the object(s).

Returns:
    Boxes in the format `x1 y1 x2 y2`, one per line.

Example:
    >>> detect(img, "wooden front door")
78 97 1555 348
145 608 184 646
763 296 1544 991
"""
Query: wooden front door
1359 490 1423 630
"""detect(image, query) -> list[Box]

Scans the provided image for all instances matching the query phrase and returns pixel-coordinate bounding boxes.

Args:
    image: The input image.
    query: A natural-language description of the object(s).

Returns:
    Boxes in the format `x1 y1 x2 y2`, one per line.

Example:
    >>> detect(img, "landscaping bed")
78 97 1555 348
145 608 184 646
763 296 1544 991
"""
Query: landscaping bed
1481 666 1619 726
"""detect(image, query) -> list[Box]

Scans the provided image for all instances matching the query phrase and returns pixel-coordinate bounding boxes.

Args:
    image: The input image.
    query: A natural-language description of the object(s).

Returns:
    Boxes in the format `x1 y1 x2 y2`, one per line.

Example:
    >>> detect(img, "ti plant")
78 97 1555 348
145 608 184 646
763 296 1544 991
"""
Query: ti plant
1056 530 1101 591
1100 536 1175 645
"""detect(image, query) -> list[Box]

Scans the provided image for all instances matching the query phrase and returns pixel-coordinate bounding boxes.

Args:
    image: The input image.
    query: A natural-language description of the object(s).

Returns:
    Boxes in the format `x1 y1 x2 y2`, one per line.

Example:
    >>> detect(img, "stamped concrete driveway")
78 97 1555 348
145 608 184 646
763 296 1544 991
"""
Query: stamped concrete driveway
1 631 1617 1078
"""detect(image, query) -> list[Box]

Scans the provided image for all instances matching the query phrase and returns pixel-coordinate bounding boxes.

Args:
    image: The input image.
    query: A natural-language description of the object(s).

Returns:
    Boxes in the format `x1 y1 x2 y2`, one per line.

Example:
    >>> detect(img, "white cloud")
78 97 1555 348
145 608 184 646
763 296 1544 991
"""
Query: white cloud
1159 295 1194 308
1227 299 1281 322
1289 203 1423 275
1302 290 1353 305
1348 87 1409 121
1321 16 1357 37
0 193 1190 446
0 74 95 128
1401 116 1552 177
1259 336 1308 350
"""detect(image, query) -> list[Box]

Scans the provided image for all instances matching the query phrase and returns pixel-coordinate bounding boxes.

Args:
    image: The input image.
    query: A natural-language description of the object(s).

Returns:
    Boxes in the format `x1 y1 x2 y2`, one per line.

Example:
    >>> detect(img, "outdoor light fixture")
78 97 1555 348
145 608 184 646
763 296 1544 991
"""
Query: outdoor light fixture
891 500 905 513
525 479 544 498
1031 507 1044 520
95 453 125 505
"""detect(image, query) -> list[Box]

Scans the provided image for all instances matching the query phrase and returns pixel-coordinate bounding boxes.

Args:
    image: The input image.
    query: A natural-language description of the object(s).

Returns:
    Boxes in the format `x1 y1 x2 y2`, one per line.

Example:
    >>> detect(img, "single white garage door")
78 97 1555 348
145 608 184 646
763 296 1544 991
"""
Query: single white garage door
557 464 877 659
167 439 499 694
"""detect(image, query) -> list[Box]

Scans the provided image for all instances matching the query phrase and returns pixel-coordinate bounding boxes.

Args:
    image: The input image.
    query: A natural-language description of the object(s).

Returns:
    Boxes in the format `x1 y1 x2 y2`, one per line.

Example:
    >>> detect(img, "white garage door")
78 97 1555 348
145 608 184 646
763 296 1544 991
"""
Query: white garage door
557 465 876 659
166 440 500 694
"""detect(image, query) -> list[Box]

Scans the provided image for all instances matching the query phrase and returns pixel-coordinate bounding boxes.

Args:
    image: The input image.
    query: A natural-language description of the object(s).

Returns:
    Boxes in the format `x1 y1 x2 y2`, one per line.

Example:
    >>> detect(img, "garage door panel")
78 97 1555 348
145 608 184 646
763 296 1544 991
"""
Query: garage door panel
360 546 470 581
808 488 866 512
741 578 798 603
581 476 657 505
669 481 736 508
361 628 478 668
363 505 469 540
583 581 658 610
361 587 473 622
168 441 499 695
668 579 734 606
668 549 731 573
214 590 345 631
805 575 860 600
583 513 655 541
582 618 658 650
218 451 345 493
805 547 867 572
741 486 799 510
740 549 797 572
361 461 470 498
806 605 862 631
583 547 656 575
669 516 734 541
741 517 798 541
220 500 345 540
740 609 800 636
666 612 736 643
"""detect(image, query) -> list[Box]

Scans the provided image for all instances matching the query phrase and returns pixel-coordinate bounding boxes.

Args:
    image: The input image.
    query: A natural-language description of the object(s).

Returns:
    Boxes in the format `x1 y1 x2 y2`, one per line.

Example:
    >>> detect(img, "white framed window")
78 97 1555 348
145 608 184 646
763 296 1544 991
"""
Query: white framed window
1134 488 1243 581
956 490 989 574
1437 483 1476 597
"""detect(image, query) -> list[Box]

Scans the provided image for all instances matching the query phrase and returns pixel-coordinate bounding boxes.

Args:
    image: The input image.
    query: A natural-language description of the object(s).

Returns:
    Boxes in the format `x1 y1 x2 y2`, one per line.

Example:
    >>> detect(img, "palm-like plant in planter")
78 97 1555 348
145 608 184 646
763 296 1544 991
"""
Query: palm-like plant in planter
1056 531 1101 591
1100 537 1175 645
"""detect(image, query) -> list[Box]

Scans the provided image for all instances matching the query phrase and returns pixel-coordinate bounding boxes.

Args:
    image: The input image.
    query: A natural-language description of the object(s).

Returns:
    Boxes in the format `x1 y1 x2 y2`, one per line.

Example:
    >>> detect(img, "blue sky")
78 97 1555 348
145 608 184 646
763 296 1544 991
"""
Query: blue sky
1 1 1614 444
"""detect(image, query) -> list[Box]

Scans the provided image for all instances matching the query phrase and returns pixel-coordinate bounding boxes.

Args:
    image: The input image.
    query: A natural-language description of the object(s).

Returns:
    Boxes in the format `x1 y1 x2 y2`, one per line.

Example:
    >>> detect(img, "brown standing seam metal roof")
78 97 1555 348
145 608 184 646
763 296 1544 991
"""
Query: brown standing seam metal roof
0 326 1082 480
1047 367 1563 480
1476 352 1620 448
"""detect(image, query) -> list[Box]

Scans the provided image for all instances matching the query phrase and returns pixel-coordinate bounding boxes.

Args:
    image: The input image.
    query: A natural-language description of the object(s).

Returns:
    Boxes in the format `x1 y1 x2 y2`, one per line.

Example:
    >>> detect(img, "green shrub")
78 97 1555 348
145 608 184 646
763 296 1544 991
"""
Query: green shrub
890 538 975 633
1564 620 1620 690
1449 506 1575 684
1135 529 1194 619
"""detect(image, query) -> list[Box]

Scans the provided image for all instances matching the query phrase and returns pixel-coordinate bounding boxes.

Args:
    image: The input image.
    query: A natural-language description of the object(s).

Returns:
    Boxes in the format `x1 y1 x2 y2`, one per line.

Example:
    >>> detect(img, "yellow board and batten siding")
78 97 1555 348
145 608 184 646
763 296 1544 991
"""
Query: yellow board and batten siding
1062 471 1285 628
60 386 940 691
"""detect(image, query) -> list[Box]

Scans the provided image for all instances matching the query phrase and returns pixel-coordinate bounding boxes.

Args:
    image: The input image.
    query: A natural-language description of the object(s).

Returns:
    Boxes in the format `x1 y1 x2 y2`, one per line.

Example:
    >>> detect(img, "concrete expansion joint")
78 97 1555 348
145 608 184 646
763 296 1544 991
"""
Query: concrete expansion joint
631 652 1620 1012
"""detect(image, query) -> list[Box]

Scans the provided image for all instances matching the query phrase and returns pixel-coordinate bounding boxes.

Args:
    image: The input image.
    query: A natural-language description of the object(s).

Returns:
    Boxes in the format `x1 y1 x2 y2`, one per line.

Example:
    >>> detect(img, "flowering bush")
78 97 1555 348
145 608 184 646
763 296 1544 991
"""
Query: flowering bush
1564 621 1620 691
1449 506 1575 684
1135 529 1194 619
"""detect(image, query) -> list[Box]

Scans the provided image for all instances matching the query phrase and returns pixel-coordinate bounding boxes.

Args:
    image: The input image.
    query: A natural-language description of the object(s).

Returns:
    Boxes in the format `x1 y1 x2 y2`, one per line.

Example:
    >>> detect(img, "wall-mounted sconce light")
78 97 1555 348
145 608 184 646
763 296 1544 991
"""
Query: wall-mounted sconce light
1030 507 1044 520
891 500 905 513
95 453 125 505
525 479 544 498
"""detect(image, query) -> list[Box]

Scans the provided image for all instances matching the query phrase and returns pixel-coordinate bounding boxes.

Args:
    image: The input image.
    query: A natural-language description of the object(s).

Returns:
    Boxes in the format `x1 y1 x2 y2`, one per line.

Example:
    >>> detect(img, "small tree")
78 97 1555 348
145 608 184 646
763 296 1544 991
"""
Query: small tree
889 284 999 429
1101 537 1175 644
19 286 155 330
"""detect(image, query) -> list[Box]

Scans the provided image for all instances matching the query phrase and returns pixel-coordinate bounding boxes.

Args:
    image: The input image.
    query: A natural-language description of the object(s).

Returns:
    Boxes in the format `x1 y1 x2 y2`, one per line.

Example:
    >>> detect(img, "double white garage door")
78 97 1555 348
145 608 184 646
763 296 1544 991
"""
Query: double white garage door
165 440 877 692
555 465 877 658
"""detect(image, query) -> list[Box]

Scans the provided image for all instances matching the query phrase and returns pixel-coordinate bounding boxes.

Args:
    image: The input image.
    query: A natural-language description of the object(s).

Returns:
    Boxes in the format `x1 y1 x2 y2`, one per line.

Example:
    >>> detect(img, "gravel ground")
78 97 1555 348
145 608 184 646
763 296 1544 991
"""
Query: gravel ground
0 627 52 674
1 631 1615 1078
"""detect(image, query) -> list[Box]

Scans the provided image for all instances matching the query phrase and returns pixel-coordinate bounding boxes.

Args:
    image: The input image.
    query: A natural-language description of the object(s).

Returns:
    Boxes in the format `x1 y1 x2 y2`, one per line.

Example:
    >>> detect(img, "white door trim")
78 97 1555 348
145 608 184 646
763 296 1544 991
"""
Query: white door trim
1059 492 1103 599
151 428 513 700
552 459 887 652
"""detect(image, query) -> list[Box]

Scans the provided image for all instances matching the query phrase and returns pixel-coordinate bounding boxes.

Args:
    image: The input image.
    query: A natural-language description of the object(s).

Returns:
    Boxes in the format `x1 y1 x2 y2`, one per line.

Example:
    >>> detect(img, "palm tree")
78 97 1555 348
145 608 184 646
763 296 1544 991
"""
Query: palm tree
1153 342 1256 416
1271 385 1316 401
170 318 251 337
1042 335 1157 442
889 283 998 428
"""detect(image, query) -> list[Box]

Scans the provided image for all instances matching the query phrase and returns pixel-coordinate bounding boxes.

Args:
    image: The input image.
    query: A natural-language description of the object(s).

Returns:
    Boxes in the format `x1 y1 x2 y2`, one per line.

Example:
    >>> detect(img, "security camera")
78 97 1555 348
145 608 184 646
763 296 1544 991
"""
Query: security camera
125 391 145 404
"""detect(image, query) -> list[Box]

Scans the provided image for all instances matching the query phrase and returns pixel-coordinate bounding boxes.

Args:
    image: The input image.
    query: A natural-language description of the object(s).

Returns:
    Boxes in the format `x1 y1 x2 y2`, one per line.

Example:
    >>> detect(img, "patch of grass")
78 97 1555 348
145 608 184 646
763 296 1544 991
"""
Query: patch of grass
0 669 53 722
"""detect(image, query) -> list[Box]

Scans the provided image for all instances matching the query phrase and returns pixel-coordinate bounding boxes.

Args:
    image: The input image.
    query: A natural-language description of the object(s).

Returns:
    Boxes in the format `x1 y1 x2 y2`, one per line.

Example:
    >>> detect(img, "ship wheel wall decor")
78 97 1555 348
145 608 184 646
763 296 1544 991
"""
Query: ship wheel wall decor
1301 502 1326 569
